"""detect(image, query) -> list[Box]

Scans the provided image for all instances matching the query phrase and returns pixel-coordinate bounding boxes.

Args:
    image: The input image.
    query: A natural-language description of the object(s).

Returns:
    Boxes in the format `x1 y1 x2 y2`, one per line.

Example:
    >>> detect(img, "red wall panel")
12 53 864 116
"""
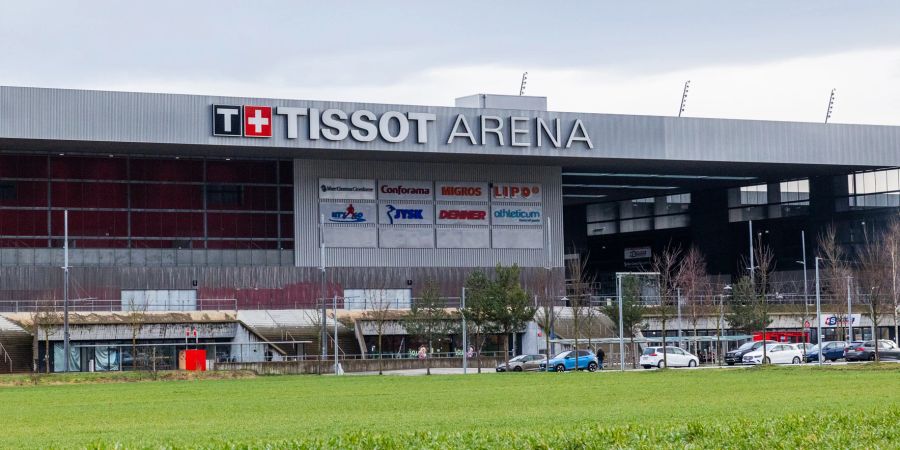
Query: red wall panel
50 156 127 180
0 210 47 236
0 155 47 178
130 158 203 182
131 184 202 209
51 182 127 208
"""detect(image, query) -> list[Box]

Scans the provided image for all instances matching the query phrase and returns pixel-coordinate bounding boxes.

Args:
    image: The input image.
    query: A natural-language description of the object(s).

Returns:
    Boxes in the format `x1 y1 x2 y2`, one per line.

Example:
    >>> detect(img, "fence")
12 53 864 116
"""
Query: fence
0 298 237 313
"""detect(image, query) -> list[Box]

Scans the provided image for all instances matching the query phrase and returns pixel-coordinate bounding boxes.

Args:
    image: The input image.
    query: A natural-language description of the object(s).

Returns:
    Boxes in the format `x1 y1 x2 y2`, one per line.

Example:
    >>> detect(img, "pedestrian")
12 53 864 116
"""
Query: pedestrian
597 346 605 369
418 345 427 359
466 345 475 358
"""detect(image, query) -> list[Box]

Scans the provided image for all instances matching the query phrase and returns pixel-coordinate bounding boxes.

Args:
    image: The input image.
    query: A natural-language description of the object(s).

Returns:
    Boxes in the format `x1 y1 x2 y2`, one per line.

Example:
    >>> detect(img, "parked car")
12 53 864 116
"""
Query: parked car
794 342 815 356
496 354 547 372
844 340 900 361
639 346 700 369
539 350 599 372
742 343 803 365
805 341 851 362
724 340 777 365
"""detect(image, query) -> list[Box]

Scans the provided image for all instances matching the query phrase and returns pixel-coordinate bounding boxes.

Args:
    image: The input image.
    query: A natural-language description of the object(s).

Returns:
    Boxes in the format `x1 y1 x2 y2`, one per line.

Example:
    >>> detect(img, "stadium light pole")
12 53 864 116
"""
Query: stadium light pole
815 257 824 365
63 210 70 372
461 287 467 375
319 214 327 365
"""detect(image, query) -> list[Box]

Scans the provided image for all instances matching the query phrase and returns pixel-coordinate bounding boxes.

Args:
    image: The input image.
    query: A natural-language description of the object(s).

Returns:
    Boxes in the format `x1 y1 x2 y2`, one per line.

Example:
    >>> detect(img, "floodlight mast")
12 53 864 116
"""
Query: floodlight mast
825 88 836 124
519 72 528 96
678 80 690 117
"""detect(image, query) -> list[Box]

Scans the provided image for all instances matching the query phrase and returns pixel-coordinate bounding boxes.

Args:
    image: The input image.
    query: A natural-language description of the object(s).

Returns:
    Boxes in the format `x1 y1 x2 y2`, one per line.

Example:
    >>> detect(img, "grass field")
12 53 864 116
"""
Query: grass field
2 365 900 449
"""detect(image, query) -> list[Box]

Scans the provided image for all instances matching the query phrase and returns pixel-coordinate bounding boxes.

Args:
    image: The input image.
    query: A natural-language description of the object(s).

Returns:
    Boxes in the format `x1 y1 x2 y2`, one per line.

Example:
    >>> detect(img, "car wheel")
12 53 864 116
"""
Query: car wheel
587 362 598 372
513 366 523 372
763 357 771 365
657 361 666 369
642 365 651 369
792 357 800 365
555 364 566 372
688 359 697 368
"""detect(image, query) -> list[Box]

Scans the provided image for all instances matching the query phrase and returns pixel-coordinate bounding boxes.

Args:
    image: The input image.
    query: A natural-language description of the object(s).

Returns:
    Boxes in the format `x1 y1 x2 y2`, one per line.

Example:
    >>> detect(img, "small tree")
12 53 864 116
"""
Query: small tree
856 230 891 361
677 246 708 356
753 239 775 363
566 253 596 370
534 269 558 369
652 245 682 368
29 305 59 374
462 270 495 373
363 288 396 376
602 275 645 368
487 264 536 372
726 276 772 361
125 295 149 370
818 225 851 340
403 281 455 375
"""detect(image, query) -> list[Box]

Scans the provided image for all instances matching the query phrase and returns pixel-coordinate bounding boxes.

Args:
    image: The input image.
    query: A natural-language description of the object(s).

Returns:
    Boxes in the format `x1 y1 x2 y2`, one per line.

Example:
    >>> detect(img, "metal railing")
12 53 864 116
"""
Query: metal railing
0 298 237 313
0 341 12 373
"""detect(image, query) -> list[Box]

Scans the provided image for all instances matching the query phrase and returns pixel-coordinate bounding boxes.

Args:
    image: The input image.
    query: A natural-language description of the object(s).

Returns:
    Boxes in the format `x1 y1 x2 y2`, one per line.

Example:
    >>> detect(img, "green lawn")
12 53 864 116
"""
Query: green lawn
1 366 899 449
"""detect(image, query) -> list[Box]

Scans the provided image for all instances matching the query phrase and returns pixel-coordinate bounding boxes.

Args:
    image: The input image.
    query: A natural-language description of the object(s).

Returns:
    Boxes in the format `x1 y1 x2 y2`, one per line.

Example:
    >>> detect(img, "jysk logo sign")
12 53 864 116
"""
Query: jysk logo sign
381 204 432 225
212 105 272 137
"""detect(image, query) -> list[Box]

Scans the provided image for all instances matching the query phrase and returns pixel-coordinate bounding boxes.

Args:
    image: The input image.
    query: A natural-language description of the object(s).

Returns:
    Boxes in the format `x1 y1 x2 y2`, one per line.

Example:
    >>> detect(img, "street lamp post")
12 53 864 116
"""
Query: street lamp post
814 257 824 365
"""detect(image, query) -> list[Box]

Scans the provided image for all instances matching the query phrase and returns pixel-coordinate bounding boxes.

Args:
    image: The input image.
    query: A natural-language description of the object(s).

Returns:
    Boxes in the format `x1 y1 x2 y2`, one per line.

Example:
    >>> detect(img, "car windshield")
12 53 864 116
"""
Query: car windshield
509 355 526 362
642 348 658 355
737 342 756 351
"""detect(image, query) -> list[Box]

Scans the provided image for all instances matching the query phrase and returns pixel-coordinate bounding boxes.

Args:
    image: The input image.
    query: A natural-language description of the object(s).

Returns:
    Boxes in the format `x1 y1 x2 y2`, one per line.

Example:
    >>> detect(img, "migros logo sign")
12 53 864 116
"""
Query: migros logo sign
440 186 482 197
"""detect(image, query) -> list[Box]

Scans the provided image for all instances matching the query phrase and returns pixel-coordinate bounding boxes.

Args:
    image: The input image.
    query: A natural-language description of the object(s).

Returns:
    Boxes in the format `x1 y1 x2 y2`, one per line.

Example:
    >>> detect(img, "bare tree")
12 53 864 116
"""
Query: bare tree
402 281 455 375
818 225 851 340
28 304 59 374
363 287 397 376
652 244 681 368
754 239 776 364
676 246 708 356
124 295 149 370
602 275 645 368
856 230 891 361
885 218 900 348
566 253 596 370
533 269 558 368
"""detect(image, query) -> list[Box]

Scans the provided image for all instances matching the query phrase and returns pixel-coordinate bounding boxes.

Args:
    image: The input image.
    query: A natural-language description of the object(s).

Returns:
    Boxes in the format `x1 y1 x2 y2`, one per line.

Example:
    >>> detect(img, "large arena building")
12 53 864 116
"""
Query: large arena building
1 86 899 370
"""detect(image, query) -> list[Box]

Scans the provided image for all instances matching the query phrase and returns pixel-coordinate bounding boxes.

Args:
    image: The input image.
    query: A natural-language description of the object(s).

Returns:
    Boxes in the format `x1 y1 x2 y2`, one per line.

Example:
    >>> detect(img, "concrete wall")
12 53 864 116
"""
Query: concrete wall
218 356 507 374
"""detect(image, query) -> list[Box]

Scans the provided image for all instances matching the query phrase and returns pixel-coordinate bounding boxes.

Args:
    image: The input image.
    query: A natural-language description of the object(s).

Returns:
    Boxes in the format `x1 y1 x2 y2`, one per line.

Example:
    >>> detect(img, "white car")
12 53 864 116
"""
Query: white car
640 346 700 369
742 343 803 365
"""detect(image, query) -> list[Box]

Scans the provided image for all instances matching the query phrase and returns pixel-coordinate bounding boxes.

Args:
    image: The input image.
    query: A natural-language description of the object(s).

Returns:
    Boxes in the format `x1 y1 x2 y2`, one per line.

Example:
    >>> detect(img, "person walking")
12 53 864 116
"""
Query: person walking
597 346 606 370
418 345 427 359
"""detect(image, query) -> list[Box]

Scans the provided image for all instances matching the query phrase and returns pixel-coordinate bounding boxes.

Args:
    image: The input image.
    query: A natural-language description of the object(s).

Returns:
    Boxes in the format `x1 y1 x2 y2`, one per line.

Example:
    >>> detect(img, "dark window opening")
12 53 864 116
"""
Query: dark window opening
206 185 243 206
0 182 16 200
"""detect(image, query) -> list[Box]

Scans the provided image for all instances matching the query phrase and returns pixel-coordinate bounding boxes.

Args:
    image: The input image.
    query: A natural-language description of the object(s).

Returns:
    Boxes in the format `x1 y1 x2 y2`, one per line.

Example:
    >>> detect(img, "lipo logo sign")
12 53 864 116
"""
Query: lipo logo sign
491 183 542 202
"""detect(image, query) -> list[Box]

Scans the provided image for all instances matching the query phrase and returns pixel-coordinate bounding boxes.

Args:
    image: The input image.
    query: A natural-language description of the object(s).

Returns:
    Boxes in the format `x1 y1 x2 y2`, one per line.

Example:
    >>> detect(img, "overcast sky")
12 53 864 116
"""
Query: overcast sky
2 1 900 124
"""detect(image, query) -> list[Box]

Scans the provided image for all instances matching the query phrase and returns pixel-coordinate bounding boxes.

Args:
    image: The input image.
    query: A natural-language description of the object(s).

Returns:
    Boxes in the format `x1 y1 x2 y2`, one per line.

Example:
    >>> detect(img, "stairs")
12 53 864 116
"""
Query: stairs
237 310 356 358
0 316 33 373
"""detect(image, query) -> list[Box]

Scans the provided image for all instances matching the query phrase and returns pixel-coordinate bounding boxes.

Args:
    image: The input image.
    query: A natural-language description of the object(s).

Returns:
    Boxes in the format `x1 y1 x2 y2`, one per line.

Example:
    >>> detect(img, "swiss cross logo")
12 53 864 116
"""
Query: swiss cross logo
243 105 272 137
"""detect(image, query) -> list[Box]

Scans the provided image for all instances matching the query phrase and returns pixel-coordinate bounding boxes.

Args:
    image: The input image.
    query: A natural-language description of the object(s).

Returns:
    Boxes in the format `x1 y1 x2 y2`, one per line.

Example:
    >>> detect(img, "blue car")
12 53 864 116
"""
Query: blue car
540 350 599 372
805 341 855 362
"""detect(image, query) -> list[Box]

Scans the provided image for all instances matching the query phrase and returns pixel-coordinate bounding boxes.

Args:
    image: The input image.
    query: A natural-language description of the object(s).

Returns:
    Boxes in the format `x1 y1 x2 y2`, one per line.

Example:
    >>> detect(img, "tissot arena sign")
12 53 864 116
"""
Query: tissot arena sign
316 178 544 249
212 105 594 148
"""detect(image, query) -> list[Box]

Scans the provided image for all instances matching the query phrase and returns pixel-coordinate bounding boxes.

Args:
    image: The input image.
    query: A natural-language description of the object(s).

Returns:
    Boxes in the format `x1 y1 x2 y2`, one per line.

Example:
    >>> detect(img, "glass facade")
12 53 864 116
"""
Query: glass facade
728 179 809 222
845 168 900 209
586 193 691 236
0 154 294 249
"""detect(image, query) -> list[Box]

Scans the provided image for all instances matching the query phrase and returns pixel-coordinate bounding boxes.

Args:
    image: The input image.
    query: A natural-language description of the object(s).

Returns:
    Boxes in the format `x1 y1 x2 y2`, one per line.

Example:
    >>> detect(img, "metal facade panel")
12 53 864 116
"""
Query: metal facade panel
2 86 899 167
295 159 563 269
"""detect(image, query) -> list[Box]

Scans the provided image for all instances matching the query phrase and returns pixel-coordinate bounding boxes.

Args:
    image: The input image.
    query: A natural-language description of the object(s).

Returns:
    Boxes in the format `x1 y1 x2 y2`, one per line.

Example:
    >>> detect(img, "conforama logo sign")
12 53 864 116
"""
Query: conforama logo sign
212 105 272 137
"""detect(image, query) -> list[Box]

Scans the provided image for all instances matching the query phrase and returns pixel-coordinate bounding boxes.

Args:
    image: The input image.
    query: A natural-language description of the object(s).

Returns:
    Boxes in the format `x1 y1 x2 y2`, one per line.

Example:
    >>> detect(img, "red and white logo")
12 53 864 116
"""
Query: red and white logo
243 105 272 137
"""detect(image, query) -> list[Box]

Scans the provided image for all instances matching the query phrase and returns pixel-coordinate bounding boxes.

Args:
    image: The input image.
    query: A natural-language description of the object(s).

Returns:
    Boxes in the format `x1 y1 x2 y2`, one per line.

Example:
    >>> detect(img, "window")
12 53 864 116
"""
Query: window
0 182 15 200
586 194 690 236
845 168 900 211
206 185 243 206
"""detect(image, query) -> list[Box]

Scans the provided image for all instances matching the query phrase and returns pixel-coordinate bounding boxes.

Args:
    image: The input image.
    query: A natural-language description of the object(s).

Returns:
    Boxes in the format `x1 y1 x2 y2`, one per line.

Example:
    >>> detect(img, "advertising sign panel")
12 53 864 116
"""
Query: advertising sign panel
435 205 490 225
379 204 434 225
320 202 376 224
491 205 542 225
435 181 489 201
318 178 376 200
491 182 542 202
820 314 861 328
377 180 433 201
624 247 652 260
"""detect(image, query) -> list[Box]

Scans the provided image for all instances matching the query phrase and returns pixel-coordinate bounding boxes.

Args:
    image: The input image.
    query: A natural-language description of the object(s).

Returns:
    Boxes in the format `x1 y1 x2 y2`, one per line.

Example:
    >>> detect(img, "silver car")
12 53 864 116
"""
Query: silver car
496 354 547 372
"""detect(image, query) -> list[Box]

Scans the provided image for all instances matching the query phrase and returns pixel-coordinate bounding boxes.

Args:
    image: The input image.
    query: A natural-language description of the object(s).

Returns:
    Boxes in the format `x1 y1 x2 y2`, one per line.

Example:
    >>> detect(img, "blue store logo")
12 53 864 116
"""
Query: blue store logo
385 205 424 224
329 204 367 223
493 208 541 223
